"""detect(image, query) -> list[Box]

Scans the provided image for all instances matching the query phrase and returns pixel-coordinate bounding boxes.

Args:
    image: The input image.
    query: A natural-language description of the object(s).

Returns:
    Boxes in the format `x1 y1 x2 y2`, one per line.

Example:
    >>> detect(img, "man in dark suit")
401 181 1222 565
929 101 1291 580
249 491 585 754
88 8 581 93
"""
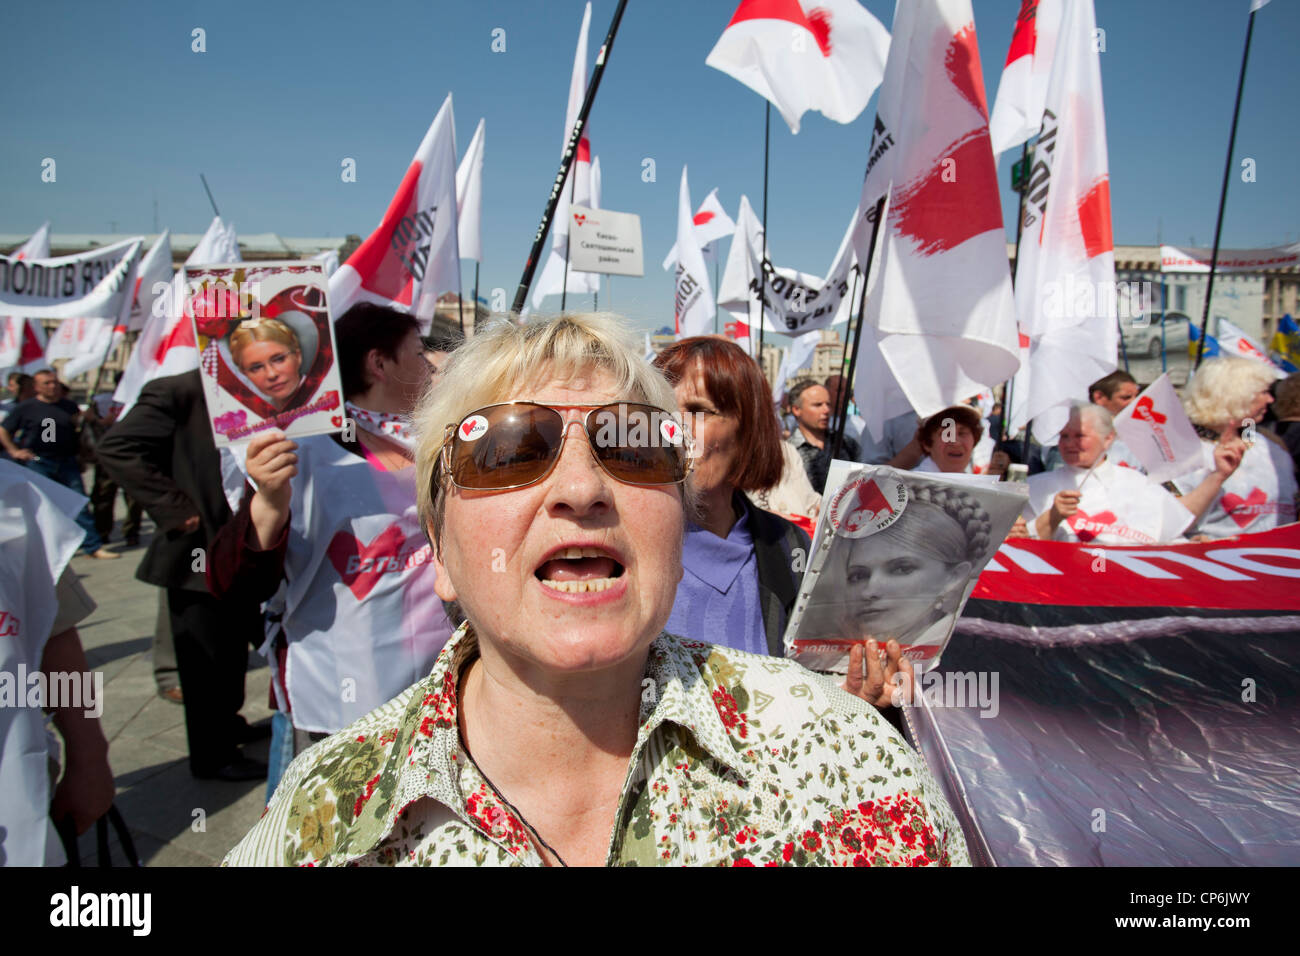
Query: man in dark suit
97 370 267 780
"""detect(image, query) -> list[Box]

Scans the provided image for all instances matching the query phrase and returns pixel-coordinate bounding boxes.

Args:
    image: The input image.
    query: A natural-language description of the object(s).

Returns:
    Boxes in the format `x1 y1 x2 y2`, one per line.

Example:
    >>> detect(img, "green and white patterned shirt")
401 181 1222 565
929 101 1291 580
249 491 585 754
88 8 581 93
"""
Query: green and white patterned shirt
224 622 970 867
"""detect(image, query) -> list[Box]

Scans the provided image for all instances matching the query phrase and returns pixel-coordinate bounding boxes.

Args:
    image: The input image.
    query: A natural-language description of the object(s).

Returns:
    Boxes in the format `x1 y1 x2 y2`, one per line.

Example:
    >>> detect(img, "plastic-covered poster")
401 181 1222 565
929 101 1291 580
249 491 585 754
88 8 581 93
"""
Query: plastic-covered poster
784 465 1026 673
186 262 344 447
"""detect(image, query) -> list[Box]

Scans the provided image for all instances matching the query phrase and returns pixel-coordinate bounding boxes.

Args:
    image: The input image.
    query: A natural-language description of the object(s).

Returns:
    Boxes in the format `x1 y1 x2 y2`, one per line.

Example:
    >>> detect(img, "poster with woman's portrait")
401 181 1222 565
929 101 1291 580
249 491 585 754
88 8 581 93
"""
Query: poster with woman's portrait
186 261 345 447
784 466 1027 674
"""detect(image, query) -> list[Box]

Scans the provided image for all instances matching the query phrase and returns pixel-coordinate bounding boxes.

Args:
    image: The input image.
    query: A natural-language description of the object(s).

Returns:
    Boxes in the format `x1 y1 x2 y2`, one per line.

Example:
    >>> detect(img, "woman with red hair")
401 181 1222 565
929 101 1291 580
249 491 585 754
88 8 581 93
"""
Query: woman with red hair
654 338 802 658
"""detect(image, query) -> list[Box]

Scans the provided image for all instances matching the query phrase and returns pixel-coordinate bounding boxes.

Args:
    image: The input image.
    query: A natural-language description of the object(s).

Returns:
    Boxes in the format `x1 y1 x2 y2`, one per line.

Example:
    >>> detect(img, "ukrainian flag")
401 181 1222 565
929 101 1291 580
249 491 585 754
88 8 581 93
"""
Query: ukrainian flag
1270 314 1299 373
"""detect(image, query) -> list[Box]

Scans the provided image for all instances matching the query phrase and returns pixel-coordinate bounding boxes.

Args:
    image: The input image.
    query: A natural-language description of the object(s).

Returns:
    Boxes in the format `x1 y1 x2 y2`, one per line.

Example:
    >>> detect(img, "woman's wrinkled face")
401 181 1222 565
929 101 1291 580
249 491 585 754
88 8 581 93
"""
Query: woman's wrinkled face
239 340 302 406
843 532 961 641
1058 416 1113 468
431 367 685 674
924 423 976 473
674 368 739 498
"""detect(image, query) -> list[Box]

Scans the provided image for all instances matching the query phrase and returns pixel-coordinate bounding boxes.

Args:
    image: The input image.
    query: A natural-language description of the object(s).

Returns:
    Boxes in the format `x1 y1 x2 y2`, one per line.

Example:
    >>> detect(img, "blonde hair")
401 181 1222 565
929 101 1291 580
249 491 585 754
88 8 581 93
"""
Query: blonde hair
1182 356 1277 427
230 317 300 368
413 313 683 550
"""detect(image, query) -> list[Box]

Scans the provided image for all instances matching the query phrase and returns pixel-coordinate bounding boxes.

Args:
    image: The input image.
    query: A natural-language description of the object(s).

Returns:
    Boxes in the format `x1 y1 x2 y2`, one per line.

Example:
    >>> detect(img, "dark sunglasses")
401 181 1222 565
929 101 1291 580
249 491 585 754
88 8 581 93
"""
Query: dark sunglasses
439 402 692 492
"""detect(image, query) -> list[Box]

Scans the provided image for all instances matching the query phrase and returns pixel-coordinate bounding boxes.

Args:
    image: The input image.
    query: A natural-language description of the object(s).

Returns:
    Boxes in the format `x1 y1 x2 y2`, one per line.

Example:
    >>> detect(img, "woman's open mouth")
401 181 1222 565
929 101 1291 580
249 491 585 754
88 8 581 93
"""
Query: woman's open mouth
535 546 627 594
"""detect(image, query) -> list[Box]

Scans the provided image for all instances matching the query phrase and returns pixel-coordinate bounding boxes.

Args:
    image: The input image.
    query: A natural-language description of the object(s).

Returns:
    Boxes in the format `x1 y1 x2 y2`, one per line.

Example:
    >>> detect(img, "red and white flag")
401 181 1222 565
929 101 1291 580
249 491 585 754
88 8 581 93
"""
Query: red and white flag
1216 317 1274 366
706 0 890 134
1009 0 1116 443
532 2 600 308
673 166 715 338
114 217 239 415
987 0 1063 156
127 230 175 332
456 118 486 264
0 222 52 372
851 0 1019 434
330 94 461 325
1112 373 1203 483
662 189 737 270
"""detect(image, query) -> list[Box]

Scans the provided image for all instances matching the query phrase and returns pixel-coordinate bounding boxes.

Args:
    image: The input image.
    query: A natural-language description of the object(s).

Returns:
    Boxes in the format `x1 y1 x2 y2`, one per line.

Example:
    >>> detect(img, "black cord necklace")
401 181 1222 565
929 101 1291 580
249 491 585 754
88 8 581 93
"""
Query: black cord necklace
458 661 568 867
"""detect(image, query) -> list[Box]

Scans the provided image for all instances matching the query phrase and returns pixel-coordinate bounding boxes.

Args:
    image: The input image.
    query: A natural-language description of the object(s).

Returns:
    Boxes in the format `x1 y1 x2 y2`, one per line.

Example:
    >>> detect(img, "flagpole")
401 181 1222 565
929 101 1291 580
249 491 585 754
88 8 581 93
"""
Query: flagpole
828 263 862 449
472 262 480 328
713 253 719 334
561 163 578 313
831 196 885 461
1002 140 1031 444
510 0 630 315
199 173 220 218
756 101 771 374
1195 5 1260 371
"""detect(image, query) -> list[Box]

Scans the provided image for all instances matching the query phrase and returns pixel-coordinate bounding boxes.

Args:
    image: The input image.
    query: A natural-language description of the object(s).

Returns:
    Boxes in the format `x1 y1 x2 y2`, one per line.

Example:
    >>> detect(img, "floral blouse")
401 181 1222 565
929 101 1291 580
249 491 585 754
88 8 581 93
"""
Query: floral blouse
224 623 970 867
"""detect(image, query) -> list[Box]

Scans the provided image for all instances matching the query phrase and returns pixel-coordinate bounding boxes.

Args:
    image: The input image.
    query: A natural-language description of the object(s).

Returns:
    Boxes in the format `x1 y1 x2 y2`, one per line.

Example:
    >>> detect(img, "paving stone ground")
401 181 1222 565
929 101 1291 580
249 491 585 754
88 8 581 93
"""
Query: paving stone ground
64 508 273 867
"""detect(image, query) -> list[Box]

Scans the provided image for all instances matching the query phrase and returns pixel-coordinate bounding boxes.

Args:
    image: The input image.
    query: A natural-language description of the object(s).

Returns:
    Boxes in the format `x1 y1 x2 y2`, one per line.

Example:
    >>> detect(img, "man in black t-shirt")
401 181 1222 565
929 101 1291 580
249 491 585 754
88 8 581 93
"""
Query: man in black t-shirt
0 368 117 559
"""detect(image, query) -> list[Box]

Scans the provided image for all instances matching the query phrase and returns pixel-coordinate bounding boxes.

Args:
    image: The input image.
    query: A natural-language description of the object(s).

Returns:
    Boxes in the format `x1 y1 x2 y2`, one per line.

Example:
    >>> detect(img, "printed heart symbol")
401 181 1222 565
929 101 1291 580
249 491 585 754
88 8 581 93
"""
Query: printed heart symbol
331 415 343 427
1067 509 1118 542
693 211 715 226
326 525 429 600
1133 396 1167 425
573 213 586 225
461 421 475 438
665 424 676 438
1220 487 1267 528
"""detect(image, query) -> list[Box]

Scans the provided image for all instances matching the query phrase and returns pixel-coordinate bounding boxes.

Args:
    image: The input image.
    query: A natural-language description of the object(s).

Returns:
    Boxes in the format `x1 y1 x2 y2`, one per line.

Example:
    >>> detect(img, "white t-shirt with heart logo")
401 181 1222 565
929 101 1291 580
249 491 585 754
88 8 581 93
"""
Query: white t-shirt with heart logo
1172 438 1298 539
1024 457 1195 545
274 436 454 734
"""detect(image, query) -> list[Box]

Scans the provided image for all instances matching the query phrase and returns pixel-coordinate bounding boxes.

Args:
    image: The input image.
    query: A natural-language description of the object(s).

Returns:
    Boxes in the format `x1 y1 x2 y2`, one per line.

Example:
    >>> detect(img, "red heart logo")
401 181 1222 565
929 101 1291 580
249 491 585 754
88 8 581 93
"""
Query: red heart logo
1067 509 1118 542
461 421 475 438
326 525 429 600
331 415 342 427
1220 487 1267 528
665 424 676 438
693 211 715 226
573 213 585 225
1133 396 1167 425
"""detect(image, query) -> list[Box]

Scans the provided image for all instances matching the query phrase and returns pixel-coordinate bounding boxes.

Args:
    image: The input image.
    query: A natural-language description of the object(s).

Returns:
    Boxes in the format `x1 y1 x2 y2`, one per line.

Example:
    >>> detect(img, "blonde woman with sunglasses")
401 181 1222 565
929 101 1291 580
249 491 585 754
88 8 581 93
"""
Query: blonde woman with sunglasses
226 313 967 868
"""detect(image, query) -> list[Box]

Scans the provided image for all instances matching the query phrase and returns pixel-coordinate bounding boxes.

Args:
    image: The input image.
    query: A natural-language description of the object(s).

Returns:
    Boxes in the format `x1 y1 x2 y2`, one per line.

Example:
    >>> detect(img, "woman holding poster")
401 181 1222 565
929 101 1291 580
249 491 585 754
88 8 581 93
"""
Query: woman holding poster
208 304 453 800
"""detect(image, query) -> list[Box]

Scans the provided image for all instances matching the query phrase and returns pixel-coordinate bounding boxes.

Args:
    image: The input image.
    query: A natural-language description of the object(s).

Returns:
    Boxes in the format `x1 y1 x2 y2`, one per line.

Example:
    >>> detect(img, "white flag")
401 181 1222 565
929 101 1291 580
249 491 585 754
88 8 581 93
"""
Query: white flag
0 223 52 373
772 328 822 403
330 94 461 324
1216 317 1275 366
707 0 890 134
114 217 239 415
851 0 1019 427
673 166 715 338
662 189 737 271
532 2 600 307
1009 0 1116 443
456 118 486 264
718 196 858 336
1112 373 1204 483
128 230 175 332
988 0 1063 156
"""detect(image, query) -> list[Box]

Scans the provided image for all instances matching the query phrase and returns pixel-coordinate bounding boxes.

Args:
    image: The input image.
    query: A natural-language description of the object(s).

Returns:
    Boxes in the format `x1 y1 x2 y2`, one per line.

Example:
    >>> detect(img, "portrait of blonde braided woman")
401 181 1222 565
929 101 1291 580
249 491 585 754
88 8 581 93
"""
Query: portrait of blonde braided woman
224 313 968 867
791 475 1003 672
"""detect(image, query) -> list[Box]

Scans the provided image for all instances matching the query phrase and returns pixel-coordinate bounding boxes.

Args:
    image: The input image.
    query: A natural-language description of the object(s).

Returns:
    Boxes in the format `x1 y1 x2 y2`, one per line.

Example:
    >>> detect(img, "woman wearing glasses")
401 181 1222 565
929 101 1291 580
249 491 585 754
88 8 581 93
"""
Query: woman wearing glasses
225 313 967 867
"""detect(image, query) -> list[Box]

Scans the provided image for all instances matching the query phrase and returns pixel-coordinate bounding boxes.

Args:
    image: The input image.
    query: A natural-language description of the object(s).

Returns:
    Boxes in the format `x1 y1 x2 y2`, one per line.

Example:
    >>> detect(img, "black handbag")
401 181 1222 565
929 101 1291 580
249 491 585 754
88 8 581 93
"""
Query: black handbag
54 805 143 867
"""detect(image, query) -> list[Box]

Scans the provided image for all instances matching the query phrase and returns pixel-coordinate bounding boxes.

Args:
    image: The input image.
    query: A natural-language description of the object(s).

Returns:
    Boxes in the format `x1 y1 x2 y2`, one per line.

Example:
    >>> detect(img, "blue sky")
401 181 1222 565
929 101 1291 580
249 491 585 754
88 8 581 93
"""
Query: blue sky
2 0 1296 333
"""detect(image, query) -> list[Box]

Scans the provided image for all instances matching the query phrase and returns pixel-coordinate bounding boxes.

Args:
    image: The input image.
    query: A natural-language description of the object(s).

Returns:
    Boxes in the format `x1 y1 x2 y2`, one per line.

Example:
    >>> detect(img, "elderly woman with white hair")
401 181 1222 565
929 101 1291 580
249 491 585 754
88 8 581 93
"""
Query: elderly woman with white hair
1170 356 1297 538
1022 402 1223 545
224 313 967 867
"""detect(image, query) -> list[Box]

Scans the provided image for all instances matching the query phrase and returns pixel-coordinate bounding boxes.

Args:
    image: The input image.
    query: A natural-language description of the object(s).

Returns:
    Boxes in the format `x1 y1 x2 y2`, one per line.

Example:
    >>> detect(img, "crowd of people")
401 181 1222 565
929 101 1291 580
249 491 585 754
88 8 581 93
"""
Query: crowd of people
5 306 1299 867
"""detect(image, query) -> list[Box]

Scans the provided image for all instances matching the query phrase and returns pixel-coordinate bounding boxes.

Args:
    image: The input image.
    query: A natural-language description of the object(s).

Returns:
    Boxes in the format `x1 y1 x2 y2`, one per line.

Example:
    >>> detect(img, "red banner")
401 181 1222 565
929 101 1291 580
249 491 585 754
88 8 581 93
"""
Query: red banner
972 524 1300 610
